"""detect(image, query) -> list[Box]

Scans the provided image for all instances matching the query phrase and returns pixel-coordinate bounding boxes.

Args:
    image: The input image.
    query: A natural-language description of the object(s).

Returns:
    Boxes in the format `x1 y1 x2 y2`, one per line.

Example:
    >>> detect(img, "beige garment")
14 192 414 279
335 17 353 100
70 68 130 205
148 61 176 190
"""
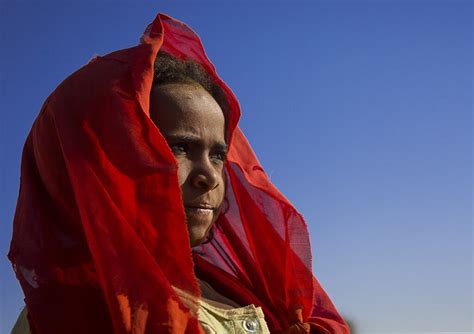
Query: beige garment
198 298 270 334
173 280 270 334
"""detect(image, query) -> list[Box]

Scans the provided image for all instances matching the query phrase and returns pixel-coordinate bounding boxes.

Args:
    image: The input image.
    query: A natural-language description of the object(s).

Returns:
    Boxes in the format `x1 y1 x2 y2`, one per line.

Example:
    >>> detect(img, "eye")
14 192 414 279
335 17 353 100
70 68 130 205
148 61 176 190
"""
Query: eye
210 149 227 163
170 143 187 155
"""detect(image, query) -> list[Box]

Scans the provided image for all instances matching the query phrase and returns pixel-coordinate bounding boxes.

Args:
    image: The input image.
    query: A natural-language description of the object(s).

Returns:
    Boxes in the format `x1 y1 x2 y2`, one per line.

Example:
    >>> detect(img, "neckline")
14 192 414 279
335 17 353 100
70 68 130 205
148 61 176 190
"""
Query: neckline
199 298 264 318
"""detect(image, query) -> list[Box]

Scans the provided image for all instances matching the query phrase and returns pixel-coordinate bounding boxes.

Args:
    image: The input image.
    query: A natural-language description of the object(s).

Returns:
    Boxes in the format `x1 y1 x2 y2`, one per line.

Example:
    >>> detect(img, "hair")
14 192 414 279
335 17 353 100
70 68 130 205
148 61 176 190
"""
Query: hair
152 51 230 126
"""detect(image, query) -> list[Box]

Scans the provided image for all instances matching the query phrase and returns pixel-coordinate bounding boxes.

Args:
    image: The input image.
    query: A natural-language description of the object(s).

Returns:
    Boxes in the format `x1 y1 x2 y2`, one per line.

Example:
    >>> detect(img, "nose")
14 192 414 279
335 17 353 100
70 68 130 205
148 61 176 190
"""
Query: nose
191 158 220 191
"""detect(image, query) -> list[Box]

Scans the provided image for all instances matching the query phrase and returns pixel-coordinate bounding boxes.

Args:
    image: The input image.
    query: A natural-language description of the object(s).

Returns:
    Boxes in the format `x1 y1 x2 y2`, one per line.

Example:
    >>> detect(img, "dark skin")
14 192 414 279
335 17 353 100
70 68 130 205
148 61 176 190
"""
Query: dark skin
150 83 241 309
150 82 227 247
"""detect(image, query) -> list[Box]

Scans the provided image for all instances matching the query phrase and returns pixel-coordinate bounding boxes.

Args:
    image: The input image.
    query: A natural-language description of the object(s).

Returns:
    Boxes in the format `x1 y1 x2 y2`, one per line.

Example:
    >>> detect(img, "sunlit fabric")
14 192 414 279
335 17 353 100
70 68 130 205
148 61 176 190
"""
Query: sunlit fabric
9 13 349 334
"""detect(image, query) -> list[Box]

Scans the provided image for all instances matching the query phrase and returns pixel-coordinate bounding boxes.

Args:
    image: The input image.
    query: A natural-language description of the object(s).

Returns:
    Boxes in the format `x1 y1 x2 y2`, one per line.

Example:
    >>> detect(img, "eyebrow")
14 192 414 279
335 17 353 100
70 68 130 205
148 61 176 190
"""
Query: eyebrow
164 134 228 151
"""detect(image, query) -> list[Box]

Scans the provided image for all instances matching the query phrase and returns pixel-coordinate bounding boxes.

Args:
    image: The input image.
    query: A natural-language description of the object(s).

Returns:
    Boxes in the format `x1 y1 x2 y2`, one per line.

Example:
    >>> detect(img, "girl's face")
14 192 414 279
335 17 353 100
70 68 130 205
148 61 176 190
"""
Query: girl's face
150 83 227 247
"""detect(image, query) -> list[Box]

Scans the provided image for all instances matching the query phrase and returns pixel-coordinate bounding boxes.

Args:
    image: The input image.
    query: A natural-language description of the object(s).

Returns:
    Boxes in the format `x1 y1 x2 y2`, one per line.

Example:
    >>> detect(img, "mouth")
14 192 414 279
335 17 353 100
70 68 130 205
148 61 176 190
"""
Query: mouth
184 204 216 217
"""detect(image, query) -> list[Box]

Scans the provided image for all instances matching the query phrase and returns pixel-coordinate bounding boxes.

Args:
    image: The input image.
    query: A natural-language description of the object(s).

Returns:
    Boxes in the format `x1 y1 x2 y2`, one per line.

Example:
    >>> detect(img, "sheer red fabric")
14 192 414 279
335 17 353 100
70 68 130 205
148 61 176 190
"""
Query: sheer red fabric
9 13 349 334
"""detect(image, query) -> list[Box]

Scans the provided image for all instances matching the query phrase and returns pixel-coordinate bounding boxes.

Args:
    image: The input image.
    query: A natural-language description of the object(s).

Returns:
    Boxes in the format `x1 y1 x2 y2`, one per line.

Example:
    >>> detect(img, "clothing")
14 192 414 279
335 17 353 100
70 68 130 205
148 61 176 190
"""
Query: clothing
199 300 270 334
12 301 270 334
9 13 350 334
13 280 268 334
174 282 271 334
11 308 28 334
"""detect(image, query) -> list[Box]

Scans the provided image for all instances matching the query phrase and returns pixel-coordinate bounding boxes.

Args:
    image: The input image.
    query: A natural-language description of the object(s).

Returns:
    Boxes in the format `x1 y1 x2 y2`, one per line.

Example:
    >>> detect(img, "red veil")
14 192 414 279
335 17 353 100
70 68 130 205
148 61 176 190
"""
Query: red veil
9 13 349 334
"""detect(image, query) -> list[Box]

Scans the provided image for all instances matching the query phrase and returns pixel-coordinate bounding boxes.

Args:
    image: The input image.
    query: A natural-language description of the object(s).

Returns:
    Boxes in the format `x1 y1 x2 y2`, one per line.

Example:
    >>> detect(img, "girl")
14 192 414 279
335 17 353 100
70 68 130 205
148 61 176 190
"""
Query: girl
10 13 349 334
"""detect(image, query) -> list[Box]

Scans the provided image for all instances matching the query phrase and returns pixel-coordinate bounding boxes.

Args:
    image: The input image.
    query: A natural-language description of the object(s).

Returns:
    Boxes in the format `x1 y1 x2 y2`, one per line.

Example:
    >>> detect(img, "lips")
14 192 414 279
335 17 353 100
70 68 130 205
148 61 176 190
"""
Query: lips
185 207 213 215
184 203 216 217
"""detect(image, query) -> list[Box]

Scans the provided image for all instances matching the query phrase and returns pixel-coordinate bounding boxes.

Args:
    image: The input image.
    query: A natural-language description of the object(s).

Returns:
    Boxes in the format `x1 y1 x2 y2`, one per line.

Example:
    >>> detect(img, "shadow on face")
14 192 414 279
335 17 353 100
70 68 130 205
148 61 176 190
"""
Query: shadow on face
150 83 227 247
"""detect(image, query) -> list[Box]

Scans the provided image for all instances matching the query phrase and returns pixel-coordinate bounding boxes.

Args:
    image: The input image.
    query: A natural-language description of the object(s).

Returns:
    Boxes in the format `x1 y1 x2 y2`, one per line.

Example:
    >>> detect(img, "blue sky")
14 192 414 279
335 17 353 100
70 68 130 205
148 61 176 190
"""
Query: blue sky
0 1 472 333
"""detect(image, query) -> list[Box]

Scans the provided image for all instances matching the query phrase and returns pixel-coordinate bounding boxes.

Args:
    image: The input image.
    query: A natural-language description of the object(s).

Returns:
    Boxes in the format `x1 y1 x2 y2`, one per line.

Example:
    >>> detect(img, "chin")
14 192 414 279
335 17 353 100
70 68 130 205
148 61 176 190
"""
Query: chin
187 221 213 247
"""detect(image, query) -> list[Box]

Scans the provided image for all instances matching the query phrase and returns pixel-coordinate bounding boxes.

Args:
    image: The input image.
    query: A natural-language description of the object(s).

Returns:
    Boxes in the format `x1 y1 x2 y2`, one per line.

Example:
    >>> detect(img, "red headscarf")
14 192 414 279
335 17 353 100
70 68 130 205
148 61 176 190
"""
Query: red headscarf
9 13 349 334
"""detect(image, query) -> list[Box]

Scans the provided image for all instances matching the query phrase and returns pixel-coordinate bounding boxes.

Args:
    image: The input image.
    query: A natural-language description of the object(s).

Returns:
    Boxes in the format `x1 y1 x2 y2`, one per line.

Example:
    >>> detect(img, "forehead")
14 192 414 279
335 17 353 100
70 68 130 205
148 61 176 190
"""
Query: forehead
150 83 225 140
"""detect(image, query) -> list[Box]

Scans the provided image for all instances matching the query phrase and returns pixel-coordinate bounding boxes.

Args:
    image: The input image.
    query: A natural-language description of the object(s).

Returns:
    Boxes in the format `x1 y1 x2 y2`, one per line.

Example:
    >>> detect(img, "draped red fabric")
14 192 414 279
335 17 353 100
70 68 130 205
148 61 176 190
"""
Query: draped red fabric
9 13 350 334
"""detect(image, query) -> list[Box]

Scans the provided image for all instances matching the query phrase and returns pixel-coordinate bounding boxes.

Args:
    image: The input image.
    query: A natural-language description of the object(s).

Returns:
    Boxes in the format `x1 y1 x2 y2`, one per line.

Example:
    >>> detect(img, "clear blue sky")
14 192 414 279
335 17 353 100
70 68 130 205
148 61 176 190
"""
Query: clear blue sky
1 1 472 333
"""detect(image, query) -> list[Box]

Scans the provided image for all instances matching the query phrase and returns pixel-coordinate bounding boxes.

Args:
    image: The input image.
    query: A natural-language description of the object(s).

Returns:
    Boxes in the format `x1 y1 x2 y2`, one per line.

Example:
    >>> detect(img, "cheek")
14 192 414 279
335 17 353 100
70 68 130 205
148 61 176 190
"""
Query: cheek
175 157 191 186
216 174 226 203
